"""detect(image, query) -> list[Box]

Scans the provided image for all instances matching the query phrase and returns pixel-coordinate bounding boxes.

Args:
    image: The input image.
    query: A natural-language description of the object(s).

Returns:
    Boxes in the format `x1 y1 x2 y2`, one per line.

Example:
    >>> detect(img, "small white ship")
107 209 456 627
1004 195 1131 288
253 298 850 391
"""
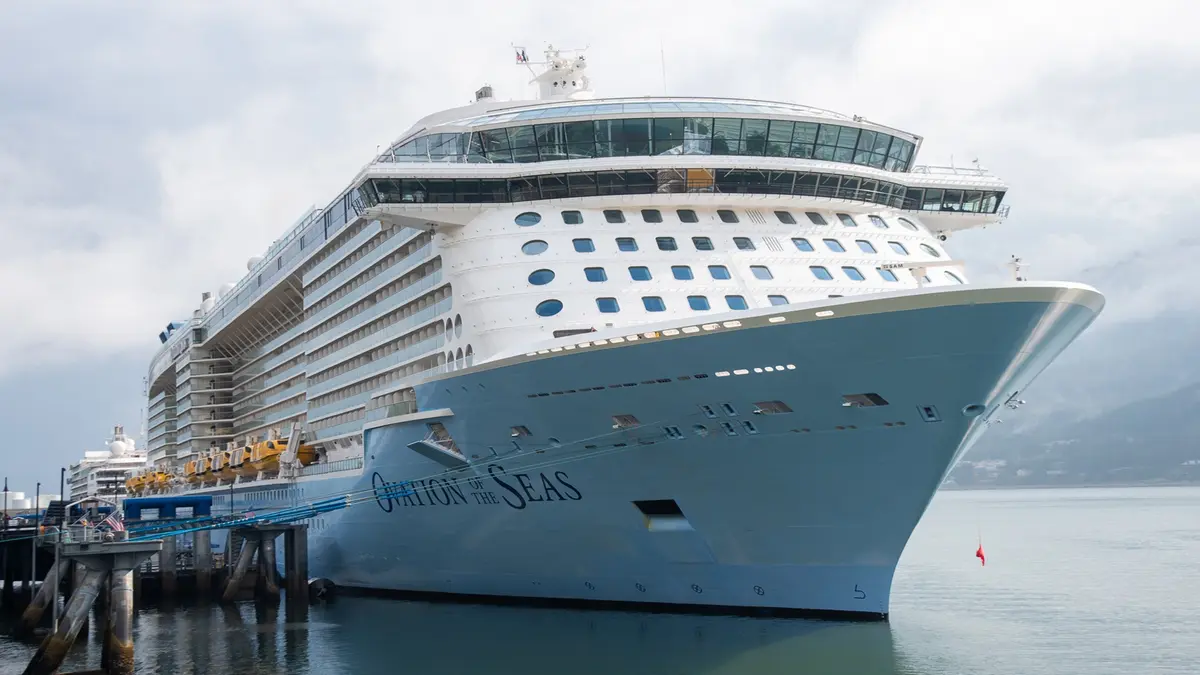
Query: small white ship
136 46 1103 618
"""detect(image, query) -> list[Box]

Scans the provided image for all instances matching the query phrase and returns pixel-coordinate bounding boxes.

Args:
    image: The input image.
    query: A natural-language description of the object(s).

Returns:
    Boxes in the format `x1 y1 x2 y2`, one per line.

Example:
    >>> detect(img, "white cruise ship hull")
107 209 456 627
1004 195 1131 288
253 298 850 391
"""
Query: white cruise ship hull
222 283 1101 619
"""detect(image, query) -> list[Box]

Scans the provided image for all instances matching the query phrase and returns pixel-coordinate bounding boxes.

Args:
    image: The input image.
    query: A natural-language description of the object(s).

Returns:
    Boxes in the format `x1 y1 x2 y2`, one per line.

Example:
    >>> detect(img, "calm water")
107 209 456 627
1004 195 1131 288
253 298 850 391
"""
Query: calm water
1 486 1197 674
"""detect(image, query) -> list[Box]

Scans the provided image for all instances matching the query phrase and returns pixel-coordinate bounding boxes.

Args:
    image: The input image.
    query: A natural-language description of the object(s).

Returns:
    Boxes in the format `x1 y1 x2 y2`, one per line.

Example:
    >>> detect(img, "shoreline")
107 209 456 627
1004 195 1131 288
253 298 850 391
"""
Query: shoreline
940 480 1200 491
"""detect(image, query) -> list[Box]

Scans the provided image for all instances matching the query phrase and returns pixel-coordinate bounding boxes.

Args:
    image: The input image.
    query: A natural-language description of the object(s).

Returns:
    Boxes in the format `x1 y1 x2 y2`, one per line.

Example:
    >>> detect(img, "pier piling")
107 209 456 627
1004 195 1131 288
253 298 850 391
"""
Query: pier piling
284 526 308 599
194 529 213 598
14 559 68 638
22 568 103 675
259 533 280 597
221 535 259 603
102 567 136 675
160 534 178 596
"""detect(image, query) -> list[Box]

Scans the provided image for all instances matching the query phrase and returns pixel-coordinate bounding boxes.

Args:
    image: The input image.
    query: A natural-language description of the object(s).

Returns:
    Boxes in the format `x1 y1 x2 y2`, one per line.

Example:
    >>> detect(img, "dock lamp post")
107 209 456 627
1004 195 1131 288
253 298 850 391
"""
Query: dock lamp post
3 477 8 530
60 467 66 503
33 482 40 587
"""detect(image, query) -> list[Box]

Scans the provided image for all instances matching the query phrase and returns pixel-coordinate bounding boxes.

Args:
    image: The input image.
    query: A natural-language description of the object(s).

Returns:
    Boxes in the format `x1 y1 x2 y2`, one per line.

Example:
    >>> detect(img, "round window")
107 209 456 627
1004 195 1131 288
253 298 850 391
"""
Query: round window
522 240 548 255
528 269 555 285
515 212 542 226
898 217 920 232
920 243 942 258
535 299 563 317
454 314 463 338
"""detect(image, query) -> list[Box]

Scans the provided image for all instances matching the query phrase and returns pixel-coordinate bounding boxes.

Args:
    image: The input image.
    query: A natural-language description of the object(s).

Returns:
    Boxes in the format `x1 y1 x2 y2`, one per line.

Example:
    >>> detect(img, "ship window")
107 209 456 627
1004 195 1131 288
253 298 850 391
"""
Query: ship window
810 266 833 280
843 393 889 408
515 212 541 226
656 236 678 251
708 265 731 280
535 300 563 316
725 295 748 310
604 209 626 223
629 266 652 281
768 295 789 306
775 210 796 224
528 269 555 285
641 209 663 223
688 295 710 310
898 217 920 231
857 240 876 253
920 243 942 258
642 296 666 312
733 237 755 251
755 400 794 414
692 236 714 251
596 297 620 313
561 210 583 224
889 241 909 255
572 238 594 253
806 211 827 225
945 271 964 284
617 237 638 252
718 209 739 223
750 265 773 280
677 209 699 223
869 215 889 229
584 267 608 282
672 265 694 280
511 425 532 437
824 238 845 253
837 213 858 227
522 240 548 255
878 268 899 282
843 266 865 281
792 237 814 252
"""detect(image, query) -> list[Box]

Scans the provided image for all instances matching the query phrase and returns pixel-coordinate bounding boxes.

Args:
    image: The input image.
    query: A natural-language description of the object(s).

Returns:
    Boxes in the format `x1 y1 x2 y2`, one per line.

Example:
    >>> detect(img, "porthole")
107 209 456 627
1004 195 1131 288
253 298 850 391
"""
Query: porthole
898 217 920 231
522 240 548 255
528 269 555 285
515 212 542 226
945 271 964 284
535 300 563 317
920 243 942 258
454 314 463 338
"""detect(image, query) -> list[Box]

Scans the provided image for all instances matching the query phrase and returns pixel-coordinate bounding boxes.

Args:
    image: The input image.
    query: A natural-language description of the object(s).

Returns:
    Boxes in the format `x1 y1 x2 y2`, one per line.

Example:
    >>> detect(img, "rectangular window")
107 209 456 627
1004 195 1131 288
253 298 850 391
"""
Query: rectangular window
888 241 909 255
836 213 857 227
692 236 714 251
824 238 845 253
616 237 638 252
677 209 699 223
573 238 595 253
604 209 626 223
792 237 814 252
641 209 663 223
672 265 693 280
806 211 827 225
733 237 755 251
774 210 796 224
561 210 583 224
725 295 748 310
878 268 899 282
656 236 678 251
596 297 620 313
843 266 865 281
688 295 710 310
750 265 773 280
768 295 788 306
628 266 652 281
642 296 666 312
584 267 607 282
709 265 731 280
856 240 876 253
810 266 833 280
720 421 739 436
718 209 739 223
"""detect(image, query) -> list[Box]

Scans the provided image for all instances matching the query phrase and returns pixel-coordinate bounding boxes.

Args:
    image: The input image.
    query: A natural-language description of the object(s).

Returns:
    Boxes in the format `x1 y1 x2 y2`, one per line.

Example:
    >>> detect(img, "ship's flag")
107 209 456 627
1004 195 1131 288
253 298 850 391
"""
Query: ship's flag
100 509 125 532
976 544 986 566
515 48 528 63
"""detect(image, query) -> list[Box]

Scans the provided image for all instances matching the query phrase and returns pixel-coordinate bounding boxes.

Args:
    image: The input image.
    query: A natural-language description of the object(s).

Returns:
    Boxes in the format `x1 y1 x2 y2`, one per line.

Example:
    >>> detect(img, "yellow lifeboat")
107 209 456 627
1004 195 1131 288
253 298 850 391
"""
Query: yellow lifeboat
249 438 317 473
231 444 255 477
184 459 201 485
126 473 145 496
215 448 237 482
200 455 219 487
153 470 173 491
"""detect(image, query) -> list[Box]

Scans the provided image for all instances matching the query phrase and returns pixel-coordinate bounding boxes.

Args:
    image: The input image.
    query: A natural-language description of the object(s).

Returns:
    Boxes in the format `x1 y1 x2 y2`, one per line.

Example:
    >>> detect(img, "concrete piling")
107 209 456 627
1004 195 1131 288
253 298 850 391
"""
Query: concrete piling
103 567 136 675
160 534 178 596
259 534 280 596
13 559 68 638
195 529 213 598
285 526 308 599
21 568 104 675
221 535 259 603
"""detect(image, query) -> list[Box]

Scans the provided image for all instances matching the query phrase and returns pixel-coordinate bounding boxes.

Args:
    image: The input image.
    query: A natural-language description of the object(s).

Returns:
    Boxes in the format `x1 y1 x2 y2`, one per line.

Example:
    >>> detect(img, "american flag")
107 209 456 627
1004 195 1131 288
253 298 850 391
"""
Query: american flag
100 510 125 532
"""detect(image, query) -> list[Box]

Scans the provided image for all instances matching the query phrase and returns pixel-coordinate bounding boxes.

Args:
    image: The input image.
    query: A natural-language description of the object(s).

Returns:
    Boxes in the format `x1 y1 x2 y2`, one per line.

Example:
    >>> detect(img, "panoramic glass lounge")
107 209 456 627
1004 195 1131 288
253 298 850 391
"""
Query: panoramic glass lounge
383 117 917 172
360 168 1005 214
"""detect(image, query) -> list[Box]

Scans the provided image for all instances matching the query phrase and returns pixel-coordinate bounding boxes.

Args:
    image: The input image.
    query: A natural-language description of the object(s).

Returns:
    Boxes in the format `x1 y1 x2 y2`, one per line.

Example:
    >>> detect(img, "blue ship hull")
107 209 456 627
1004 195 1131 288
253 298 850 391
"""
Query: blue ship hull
221 284 1103 619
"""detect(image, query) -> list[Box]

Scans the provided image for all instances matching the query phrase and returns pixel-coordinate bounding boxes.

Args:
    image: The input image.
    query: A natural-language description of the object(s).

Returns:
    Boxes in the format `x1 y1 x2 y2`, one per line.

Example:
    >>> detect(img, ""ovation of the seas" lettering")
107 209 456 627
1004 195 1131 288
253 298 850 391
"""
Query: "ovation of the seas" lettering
372 464 582 512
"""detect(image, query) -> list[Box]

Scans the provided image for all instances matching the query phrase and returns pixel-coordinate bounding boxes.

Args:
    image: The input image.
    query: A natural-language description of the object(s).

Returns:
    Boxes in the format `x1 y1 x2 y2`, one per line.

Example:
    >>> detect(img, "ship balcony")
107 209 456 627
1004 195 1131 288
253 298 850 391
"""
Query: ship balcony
263 360 307 390
406 432 466 469
190 397 234 409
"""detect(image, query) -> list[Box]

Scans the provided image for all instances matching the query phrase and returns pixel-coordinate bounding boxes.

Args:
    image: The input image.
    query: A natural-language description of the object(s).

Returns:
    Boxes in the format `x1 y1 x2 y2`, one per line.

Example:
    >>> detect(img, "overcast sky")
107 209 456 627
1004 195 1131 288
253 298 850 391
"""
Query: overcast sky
0 0 1194 492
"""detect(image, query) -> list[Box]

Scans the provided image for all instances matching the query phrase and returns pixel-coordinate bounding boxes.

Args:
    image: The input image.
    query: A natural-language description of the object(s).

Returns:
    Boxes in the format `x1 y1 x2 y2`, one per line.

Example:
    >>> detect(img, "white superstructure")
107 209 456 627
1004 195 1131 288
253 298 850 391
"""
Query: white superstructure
67 425 147 502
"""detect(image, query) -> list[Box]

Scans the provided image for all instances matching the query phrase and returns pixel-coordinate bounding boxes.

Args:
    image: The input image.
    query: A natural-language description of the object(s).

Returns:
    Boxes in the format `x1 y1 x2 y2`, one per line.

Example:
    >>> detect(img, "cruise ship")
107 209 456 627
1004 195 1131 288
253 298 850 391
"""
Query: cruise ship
136 47 1104 619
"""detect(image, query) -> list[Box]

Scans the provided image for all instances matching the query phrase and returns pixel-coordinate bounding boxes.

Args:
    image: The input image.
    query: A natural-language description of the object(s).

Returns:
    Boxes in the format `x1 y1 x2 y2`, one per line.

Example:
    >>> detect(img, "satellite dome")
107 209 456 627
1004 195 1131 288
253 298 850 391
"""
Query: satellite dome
247 255 264 271
218 282 236 298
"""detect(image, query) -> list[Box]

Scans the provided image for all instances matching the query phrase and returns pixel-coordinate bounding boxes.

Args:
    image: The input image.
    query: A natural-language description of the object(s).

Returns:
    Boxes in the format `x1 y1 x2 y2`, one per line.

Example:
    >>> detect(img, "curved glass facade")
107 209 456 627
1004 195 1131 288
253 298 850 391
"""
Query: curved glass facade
360 168 1004 214
384 117 917 172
